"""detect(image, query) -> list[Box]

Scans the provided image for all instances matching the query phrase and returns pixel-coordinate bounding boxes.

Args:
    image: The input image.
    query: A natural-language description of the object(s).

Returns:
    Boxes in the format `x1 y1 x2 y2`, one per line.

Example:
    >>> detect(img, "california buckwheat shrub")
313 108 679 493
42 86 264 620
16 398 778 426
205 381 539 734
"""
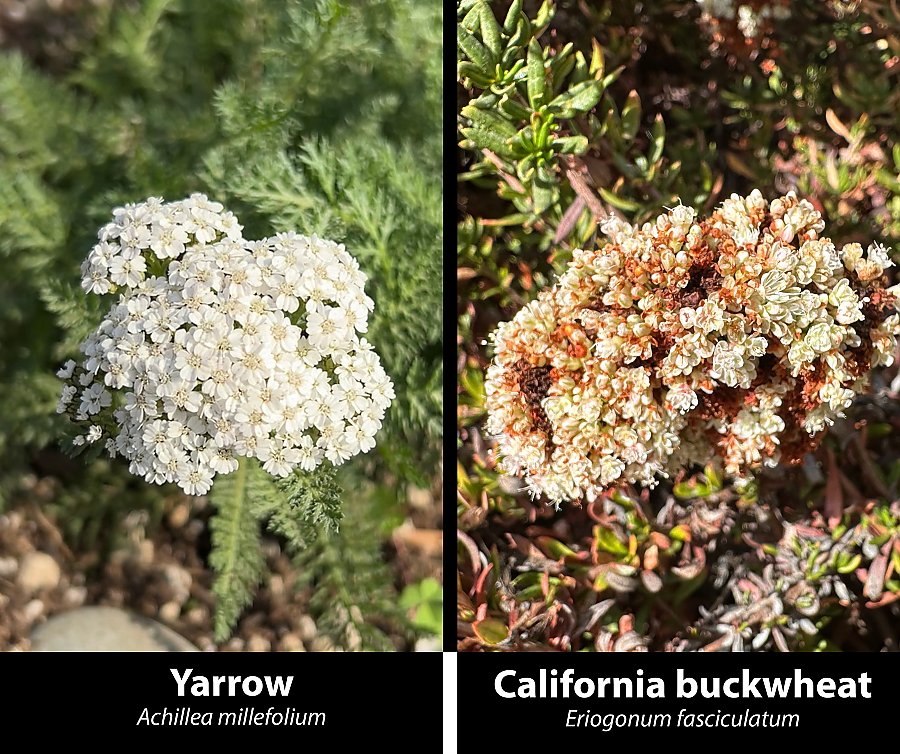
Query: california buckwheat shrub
485 191 900 504
57 194 394 497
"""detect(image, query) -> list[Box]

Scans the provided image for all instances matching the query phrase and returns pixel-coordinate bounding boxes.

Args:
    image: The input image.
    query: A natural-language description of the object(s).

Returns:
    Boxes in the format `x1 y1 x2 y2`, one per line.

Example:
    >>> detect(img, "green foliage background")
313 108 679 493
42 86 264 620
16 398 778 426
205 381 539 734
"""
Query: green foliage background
0 0 442 648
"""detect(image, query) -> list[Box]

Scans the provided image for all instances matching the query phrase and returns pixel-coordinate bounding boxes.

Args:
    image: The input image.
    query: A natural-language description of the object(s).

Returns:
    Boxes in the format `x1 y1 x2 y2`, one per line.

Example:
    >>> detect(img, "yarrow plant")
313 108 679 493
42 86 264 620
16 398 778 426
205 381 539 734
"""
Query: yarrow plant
0 0 438 651
485 190 900 504
56 193 394 495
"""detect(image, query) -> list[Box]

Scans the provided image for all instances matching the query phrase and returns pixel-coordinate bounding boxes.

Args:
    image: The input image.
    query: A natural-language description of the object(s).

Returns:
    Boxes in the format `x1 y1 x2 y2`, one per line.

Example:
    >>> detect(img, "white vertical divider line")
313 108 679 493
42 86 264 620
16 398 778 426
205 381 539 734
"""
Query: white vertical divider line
443 651 457 754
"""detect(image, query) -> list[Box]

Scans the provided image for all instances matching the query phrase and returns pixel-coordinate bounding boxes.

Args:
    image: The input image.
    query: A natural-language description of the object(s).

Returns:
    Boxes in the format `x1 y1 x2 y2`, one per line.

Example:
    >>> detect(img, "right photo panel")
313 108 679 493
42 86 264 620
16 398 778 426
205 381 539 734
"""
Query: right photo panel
456 0 900 655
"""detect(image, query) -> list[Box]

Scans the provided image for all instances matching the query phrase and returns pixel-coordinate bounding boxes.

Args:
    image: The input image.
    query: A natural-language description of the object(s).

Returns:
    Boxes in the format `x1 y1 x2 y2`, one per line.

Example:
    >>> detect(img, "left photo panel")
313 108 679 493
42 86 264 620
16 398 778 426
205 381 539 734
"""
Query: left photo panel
0 0 443 666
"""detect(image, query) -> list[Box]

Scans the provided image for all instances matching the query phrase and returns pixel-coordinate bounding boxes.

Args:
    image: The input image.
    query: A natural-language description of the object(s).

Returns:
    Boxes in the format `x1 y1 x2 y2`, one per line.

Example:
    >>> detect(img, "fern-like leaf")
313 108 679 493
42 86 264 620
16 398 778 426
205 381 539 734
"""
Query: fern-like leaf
272 466 342 544
40 277 107 357
295 491 408 652
208 457 267 641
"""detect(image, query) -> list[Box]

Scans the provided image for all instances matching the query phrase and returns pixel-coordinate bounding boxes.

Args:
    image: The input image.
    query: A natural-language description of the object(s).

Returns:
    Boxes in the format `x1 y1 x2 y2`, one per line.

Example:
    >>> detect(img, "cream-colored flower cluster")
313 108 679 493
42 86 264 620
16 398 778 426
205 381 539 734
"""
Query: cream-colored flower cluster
485 191 900 504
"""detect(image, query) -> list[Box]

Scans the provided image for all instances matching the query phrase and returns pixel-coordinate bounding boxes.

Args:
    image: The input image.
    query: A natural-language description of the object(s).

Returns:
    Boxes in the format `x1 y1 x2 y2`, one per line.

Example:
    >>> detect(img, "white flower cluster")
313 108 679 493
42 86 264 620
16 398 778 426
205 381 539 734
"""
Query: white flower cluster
485 190 900 504
58 195 394 495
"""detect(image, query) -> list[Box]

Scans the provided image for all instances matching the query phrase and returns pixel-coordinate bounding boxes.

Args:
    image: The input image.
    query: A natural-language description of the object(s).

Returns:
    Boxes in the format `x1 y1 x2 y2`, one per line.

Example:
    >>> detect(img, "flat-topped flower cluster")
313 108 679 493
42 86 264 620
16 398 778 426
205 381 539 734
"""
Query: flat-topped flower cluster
57 194 394 495
485 190 900 504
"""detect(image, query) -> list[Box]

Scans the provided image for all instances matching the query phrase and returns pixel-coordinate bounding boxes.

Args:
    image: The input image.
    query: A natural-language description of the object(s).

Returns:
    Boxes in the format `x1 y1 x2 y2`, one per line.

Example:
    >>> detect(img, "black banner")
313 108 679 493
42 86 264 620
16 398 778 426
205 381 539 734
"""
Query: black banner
6 651 442 737
458 651 889 743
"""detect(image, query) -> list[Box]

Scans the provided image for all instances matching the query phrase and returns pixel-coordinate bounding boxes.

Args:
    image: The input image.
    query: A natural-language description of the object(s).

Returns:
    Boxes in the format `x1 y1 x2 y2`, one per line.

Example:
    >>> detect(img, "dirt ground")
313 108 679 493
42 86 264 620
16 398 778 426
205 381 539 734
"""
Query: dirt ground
0 471 442 651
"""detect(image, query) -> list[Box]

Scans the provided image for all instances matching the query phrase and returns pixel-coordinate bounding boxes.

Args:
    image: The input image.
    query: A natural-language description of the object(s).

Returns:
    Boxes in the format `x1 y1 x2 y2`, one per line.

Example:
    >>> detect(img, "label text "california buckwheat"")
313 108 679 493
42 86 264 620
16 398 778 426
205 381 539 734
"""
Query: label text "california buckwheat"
495 669 872 700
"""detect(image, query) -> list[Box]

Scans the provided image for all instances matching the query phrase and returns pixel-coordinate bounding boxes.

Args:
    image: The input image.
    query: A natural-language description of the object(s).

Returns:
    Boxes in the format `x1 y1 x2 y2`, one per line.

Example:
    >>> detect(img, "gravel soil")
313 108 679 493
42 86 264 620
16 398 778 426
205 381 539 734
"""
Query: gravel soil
0 473 442 652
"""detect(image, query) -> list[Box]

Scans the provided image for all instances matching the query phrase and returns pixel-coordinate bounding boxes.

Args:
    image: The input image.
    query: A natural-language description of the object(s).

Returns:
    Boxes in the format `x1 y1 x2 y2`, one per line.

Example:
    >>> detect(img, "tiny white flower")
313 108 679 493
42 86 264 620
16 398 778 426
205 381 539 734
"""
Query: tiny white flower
804 322 836 354
56 359 77 379
108 254 147 288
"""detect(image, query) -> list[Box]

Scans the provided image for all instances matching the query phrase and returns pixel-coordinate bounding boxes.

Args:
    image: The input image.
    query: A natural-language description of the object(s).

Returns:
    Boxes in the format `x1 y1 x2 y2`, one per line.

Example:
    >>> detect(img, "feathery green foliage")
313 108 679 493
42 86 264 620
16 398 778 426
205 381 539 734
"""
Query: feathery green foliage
271 467 343 547
210 459 346 641
296 489 409 651
208 459 267 642
208 457 341 642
